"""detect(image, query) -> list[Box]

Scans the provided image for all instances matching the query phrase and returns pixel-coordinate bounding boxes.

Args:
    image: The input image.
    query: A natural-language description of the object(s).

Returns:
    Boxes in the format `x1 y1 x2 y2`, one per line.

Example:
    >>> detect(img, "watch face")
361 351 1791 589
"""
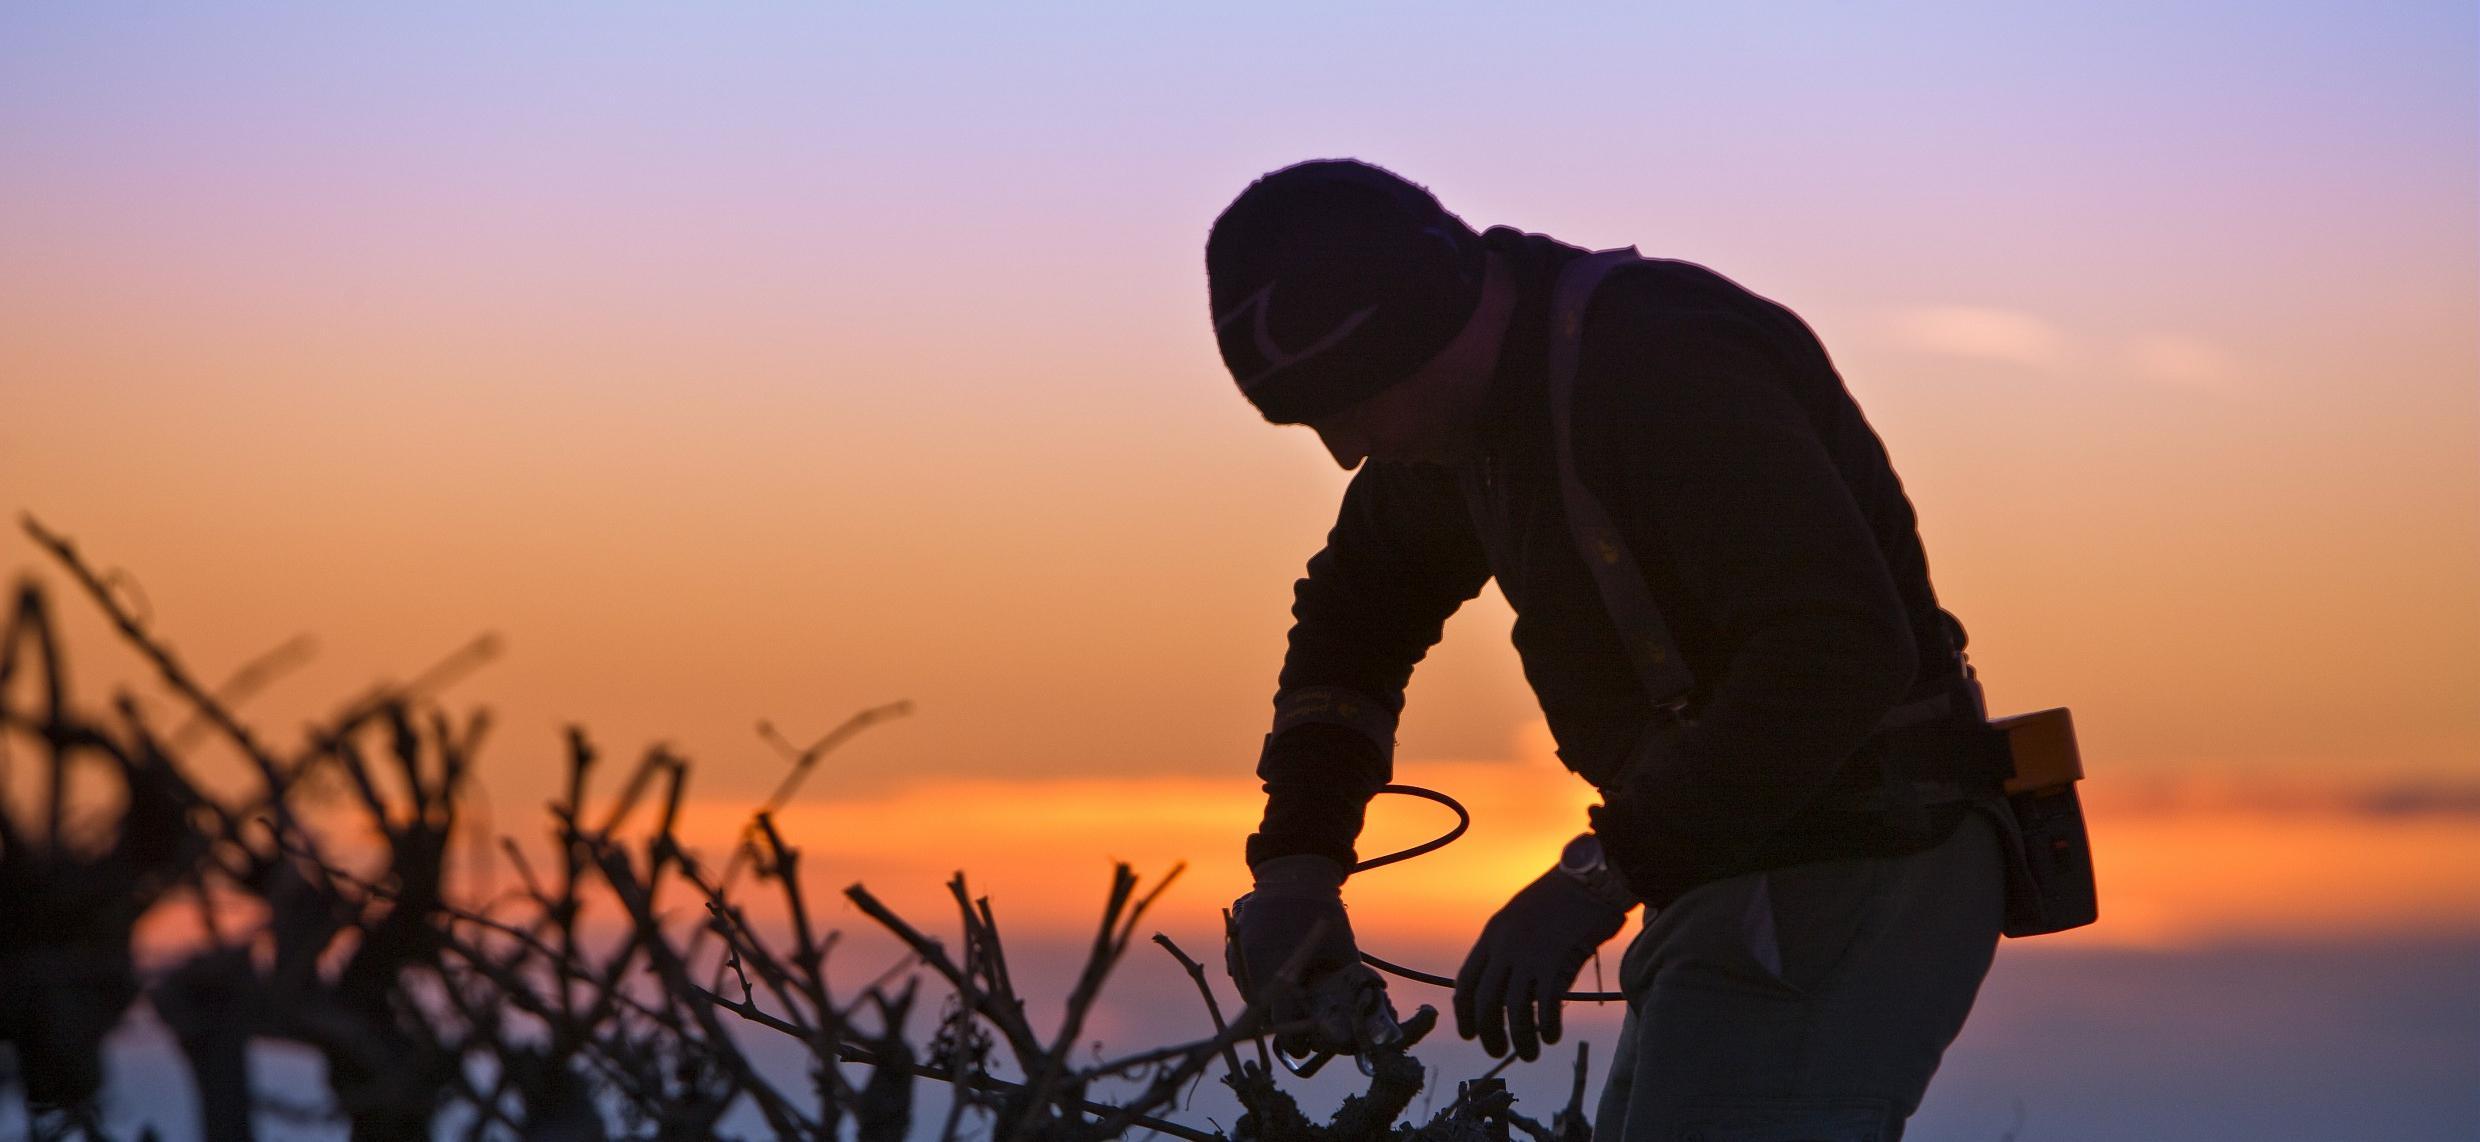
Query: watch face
1559 834 1604 876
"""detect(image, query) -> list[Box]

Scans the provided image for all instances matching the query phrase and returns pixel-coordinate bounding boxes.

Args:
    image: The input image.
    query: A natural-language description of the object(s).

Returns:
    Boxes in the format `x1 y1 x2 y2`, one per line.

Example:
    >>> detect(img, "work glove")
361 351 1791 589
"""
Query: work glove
1227 854 1403 1059
1454 862 1631 1061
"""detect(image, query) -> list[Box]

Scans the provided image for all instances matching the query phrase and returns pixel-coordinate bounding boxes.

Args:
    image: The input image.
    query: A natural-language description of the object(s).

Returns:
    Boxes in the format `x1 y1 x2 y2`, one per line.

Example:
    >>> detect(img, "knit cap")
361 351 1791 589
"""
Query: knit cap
1205 160 1486 424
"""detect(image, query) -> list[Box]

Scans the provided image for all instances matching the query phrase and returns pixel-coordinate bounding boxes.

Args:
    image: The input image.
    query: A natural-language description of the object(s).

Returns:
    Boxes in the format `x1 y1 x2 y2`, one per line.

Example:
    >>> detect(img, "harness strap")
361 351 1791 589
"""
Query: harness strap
1544 248 1695 720
1541 249 2007 813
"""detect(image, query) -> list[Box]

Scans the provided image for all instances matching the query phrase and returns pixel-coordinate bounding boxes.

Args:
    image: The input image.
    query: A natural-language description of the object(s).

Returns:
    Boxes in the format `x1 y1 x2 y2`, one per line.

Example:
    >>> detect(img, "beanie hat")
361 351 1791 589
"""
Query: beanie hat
1204 160 1486 424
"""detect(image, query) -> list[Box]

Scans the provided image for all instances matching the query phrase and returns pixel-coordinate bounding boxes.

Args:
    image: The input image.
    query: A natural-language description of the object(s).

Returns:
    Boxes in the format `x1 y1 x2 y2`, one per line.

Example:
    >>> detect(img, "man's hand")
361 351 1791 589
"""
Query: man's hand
1454 864 1630 1060
1227 854 1403 1059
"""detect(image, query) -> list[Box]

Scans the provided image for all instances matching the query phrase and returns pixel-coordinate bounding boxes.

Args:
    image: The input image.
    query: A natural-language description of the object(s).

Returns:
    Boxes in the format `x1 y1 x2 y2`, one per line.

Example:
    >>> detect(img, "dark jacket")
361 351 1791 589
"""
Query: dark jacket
1249 228 1977 907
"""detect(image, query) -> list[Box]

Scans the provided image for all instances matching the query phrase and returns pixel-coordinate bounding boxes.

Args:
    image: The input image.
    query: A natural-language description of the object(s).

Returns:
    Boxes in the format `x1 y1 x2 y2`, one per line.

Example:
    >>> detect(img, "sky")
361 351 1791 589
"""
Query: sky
2 3 2475 1138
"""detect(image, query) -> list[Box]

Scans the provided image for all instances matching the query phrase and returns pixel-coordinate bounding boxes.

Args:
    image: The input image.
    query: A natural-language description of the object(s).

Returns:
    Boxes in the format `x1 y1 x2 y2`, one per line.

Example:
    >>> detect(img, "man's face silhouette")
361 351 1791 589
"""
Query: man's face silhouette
1307 373 1466 469
1304 252 1515 470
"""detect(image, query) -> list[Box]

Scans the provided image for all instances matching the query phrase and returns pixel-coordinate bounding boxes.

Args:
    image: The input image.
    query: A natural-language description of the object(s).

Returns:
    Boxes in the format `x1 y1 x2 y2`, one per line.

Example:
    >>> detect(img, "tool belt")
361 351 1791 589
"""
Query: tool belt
1831 678 2014 811
1830 687 2099 938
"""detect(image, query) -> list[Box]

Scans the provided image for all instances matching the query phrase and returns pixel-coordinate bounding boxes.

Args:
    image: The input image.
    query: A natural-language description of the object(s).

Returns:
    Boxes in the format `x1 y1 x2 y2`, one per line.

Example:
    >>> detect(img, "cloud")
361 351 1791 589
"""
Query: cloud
1883 309 2244 395
1886 305 2066 370
2088 776 2480 819
2343 782 2480 818
2124 333 2240 393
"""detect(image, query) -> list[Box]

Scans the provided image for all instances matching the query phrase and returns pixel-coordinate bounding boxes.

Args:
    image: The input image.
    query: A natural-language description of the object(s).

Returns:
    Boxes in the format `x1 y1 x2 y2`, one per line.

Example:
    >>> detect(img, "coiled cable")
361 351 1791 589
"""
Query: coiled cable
1353 784 1627 1003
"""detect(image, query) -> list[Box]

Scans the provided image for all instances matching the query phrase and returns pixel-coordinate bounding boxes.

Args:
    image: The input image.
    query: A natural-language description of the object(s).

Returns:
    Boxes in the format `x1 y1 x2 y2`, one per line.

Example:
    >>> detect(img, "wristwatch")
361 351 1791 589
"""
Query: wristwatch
1556 833 1640 912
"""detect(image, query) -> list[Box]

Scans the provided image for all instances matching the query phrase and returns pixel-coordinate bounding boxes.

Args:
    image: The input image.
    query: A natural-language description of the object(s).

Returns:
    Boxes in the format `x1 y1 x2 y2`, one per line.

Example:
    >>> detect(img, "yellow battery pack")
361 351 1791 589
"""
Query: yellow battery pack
1991 707 2081 793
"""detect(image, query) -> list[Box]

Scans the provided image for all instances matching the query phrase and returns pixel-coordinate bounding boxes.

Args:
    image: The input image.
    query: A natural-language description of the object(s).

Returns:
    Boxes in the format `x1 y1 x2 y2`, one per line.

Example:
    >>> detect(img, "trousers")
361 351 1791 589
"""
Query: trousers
1592 807 2005 1141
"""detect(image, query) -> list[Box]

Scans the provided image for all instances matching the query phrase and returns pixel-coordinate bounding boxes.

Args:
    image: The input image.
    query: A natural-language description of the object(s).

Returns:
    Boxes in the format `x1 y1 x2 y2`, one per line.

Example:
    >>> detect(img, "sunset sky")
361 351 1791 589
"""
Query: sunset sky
3 3 2474 1138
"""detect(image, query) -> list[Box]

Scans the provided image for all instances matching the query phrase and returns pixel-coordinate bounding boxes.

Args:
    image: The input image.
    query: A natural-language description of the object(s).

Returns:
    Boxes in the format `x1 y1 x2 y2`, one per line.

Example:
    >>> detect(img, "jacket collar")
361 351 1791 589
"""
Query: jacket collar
1472 227 1591 457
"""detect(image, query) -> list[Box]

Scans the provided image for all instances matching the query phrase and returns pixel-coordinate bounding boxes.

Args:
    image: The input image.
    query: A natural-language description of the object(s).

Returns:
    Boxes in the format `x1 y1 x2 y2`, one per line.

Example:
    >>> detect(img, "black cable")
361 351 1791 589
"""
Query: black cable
1351 783 1469 871
1350 784 1627 1003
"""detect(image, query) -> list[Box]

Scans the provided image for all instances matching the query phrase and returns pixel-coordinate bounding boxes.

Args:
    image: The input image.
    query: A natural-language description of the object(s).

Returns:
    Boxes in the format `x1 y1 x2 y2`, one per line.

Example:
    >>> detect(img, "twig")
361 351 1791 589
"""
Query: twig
691 984 1221 1142
1152 933 1245 1083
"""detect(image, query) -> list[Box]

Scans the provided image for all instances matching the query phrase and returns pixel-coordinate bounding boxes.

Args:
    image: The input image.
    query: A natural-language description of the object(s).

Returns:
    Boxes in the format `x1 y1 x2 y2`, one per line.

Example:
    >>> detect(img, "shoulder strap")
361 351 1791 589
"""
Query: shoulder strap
1545 248 1696 716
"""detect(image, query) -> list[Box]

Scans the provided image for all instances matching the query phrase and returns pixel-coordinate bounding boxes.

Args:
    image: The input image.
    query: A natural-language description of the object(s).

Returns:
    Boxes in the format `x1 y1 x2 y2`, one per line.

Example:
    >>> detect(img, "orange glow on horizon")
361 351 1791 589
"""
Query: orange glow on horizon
513 753 2480 953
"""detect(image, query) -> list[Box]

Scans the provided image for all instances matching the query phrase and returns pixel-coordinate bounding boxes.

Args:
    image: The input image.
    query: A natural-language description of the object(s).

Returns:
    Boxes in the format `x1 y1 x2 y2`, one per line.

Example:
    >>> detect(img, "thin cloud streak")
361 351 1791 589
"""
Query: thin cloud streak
2088 775 2480 819
1887 304 2066 369
1884 309 2245 396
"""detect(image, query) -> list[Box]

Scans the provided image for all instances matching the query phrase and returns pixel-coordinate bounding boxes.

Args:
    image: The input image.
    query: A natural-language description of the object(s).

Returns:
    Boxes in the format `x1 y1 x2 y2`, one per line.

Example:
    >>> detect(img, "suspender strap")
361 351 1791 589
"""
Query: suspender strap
1544 247 1696 717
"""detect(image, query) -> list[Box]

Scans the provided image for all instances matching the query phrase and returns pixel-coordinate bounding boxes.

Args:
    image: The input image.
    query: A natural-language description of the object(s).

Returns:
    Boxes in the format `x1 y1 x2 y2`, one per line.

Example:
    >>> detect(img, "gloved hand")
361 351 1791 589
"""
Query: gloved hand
1227 854 1403 1059
1453 864 1630 1060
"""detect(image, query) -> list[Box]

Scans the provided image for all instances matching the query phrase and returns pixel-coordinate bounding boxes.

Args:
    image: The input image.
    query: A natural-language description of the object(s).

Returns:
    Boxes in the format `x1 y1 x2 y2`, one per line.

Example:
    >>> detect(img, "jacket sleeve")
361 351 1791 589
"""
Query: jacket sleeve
1579 311 1919 907
1247 462 1493 870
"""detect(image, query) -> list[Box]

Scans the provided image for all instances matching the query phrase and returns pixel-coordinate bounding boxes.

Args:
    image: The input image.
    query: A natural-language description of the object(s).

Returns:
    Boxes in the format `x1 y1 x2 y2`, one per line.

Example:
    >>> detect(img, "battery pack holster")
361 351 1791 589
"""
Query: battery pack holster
1989 708 2099 937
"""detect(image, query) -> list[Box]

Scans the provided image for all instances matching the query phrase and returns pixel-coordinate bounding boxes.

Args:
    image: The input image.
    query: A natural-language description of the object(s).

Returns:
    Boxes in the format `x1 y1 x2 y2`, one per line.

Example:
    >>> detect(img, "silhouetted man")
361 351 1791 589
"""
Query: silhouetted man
1208 159 2013 1140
